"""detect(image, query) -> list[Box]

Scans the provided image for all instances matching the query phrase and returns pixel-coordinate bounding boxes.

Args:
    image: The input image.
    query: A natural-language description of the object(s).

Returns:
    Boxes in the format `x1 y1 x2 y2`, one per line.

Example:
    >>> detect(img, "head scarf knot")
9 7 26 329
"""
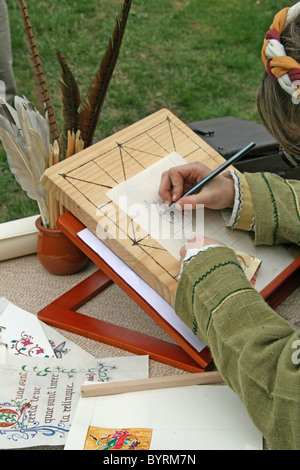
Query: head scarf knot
262 3 300 97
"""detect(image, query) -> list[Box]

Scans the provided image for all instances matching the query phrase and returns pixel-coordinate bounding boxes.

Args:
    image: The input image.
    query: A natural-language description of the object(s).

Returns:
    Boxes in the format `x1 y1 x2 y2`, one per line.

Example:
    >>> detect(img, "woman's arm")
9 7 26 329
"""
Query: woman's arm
226 171 300 245
170 167 300 449
175 246 300 450
243 172 300 245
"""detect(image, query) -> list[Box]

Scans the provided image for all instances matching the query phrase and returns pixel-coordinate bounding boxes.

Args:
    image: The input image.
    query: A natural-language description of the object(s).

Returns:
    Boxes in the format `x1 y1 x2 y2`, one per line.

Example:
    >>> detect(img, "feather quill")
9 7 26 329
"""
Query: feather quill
0 126 48 225
19 108 48 180
0 98 50 225
17 0 59 142
79 0 132 147
14 96 50 164
56 49 82 156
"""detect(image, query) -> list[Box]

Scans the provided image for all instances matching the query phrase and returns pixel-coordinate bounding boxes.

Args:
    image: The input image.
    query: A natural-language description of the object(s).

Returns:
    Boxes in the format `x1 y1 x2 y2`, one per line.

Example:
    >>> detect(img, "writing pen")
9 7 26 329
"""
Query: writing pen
164 141 256 213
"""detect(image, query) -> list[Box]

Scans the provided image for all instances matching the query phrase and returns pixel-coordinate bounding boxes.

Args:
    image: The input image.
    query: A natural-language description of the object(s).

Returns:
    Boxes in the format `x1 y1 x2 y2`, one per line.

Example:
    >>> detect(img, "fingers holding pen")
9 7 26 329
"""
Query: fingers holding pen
159 163 205 204
158 162 235 211
159 167 185 204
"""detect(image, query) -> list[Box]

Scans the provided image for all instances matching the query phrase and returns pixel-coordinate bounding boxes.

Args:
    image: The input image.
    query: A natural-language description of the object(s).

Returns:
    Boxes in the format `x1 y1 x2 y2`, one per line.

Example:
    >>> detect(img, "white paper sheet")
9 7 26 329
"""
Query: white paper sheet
0 299 55 358
65 384 262 450
106 152 204 260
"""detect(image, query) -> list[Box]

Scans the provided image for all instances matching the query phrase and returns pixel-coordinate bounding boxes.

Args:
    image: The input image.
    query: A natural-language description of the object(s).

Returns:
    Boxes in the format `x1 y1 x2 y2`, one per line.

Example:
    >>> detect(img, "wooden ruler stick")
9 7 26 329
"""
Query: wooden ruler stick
81 371 223 398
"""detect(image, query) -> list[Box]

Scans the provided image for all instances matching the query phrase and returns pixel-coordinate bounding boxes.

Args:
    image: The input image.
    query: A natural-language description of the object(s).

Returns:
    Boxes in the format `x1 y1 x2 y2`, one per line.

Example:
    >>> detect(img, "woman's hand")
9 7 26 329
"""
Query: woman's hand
159 162 235 210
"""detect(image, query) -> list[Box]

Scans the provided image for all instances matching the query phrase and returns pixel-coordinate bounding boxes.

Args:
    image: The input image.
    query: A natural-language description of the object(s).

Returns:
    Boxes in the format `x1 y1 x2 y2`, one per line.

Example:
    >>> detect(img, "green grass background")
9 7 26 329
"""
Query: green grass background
0 0 289 222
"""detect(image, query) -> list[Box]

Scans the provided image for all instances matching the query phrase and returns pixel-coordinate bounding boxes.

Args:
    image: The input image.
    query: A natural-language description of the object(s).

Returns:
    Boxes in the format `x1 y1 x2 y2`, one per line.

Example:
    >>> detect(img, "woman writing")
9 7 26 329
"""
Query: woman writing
159 3 300 450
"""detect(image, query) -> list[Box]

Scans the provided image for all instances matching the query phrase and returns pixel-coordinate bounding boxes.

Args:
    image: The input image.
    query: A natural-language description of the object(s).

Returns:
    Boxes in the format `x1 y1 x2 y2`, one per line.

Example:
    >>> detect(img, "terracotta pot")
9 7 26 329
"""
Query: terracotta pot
35 216 88 275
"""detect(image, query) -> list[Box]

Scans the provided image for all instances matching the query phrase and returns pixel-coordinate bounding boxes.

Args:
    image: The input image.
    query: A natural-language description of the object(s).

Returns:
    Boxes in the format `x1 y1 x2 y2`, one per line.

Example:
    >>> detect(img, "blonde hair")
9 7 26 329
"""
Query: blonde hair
257 13 300 157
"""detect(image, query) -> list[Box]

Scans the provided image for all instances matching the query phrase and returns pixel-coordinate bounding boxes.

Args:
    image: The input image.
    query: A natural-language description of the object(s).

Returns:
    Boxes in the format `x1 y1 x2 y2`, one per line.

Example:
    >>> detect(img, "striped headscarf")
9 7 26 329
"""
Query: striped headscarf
262 2 300 98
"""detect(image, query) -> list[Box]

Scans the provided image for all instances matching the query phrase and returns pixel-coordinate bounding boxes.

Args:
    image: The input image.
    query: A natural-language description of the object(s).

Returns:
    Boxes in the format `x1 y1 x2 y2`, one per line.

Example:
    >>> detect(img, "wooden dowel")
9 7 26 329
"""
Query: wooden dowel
75 129 81 153
66 130 72 158
48 144 55 228
53 140 60 164
81 371 223 398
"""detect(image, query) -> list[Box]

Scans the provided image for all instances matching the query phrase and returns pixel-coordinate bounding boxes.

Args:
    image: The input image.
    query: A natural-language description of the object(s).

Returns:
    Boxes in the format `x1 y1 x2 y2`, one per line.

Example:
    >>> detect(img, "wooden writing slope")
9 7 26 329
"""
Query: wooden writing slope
40 109 300 372
41 109 225 306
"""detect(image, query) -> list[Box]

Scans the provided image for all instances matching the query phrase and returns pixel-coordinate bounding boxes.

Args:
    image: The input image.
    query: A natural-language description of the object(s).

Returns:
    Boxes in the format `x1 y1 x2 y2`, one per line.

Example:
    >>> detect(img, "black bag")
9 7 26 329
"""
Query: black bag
188 116 300 180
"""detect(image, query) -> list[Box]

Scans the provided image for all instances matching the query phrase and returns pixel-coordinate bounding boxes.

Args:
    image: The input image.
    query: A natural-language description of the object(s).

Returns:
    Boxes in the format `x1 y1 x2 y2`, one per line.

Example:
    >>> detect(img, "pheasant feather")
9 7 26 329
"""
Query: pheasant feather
56 49 81 156
79 0 132 147
17 0 59 142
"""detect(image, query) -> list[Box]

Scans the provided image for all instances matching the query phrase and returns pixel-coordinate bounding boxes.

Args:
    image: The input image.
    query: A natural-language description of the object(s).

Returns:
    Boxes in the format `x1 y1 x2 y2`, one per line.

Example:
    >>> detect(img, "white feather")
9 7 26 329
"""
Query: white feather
14 96 50 161
0 127 48 225
0 97 51 225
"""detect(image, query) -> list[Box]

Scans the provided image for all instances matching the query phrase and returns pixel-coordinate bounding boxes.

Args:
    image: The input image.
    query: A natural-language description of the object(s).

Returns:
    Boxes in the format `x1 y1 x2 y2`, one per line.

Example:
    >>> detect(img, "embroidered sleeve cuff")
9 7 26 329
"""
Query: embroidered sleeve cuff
179 245 224 278
244 172 300 246
223 170 255 231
